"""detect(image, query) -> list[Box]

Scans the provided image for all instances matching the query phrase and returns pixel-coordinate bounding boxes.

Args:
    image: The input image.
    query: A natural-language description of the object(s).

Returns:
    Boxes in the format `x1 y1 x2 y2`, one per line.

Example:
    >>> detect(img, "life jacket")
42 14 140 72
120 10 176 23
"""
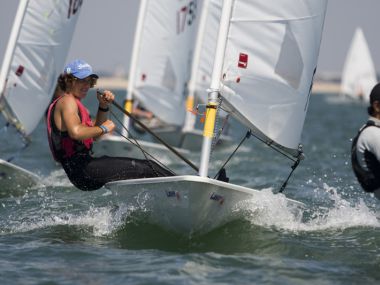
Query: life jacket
351 120 380 192
46 96 93 162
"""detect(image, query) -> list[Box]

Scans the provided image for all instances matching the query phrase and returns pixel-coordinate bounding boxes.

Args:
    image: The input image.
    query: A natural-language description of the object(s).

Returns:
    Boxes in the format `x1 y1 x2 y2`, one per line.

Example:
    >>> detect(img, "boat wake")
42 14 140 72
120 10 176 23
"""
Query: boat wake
1 181 378 243
240 184 380 232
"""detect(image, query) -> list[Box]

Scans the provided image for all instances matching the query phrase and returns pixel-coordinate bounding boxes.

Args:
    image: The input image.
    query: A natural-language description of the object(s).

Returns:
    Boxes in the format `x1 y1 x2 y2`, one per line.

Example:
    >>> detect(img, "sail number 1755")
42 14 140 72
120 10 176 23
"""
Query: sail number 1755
177 0 197 34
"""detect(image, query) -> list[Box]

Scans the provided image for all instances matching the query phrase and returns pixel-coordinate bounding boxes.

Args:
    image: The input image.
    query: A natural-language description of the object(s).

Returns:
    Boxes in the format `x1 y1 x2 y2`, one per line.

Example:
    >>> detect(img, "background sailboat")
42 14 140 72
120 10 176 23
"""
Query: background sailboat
105 0 328 235
181 0 234 150
94 0 198 160
340 27 377 102
0 0 82 191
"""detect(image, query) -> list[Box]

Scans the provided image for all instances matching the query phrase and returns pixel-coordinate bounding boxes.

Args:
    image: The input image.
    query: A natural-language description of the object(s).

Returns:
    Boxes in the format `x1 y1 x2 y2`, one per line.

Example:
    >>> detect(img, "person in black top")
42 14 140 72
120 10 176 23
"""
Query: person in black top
351 83 380 200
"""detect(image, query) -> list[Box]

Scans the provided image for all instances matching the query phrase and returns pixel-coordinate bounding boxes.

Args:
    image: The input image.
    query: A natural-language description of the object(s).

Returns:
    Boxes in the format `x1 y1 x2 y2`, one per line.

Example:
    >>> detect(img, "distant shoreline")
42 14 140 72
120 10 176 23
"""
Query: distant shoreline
97 77 341 94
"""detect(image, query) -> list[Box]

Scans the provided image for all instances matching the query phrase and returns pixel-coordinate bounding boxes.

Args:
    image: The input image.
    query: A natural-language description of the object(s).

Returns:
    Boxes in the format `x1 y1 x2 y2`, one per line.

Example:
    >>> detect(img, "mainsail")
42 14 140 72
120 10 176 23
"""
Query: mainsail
217 0 327 158
340 27 377 102
125 0 198 127
0 0 81 137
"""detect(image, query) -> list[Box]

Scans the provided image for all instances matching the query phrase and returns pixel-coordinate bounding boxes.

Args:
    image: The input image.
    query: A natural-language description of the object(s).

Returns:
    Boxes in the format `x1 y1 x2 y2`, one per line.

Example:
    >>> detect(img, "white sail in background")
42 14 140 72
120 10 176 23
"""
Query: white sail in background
130 0 198 126
218 0 327 157
0 0 82 137
340 27 377 102
183 0 222 131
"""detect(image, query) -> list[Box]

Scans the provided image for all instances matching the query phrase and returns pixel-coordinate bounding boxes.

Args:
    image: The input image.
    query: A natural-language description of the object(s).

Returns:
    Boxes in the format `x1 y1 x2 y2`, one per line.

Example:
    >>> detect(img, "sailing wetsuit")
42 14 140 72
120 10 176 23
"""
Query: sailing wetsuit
351 117 380 196
46 96 173 191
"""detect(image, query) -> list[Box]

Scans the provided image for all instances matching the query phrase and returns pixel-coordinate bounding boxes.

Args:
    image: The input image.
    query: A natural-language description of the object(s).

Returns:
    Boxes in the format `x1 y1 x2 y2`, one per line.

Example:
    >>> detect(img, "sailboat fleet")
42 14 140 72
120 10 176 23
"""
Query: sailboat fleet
0 0 81 191
1 0 334 235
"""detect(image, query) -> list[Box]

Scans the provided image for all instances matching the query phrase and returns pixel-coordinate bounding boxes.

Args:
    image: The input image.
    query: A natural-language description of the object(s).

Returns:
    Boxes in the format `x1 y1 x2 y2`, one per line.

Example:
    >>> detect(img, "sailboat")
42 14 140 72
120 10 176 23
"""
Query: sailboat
93 0 198 160
340 27 377 102
179 0 235 150
0 0 81 191
104 0 328 235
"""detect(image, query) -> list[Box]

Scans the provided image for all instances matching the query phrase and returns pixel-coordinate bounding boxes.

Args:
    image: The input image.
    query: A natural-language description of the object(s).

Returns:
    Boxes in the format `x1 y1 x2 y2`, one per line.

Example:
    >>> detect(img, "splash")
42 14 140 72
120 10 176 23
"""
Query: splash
2 203 139 237
41 169 72 187
240 184 380 232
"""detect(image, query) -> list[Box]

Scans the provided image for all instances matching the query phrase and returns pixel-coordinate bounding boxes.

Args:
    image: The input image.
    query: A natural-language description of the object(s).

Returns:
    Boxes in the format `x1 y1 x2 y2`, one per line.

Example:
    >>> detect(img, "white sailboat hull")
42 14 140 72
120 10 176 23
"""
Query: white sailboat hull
105 175 303 235
154 128 234 150
0 159 41 194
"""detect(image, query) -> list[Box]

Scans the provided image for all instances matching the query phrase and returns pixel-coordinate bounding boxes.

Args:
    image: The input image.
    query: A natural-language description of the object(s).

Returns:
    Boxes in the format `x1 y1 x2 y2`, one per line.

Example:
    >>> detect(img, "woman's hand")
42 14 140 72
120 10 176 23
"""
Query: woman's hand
97 89 114 107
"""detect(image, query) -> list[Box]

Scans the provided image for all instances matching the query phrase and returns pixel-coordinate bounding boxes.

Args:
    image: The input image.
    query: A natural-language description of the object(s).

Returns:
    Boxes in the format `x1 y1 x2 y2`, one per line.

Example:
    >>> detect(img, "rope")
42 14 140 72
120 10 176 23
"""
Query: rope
213 130 251 179
278 156 302 193
101 90 199 172
109 108 176 176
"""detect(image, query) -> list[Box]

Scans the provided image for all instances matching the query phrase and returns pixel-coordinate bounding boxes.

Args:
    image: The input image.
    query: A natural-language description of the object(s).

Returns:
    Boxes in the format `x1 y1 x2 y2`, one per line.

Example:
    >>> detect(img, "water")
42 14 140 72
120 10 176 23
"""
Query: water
1 92 379 284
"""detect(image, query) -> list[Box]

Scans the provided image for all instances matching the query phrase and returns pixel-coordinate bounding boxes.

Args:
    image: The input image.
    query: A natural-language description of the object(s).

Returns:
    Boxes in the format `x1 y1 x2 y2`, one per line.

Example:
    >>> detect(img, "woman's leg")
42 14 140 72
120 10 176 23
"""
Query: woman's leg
82 156 174 187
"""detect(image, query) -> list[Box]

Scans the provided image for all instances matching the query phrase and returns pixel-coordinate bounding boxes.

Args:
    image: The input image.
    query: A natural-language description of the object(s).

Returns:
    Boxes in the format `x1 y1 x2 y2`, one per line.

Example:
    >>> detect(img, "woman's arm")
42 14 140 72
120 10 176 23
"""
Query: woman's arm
60 95 104 140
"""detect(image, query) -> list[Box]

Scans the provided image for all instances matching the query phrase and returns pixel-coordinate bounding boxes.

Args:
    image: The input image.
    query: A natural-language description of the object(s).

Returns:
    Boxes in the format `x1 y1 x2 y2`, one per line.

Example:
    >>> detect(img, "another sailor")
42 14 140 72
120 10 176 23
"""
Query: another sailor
351 83 380 199
46 59 173 191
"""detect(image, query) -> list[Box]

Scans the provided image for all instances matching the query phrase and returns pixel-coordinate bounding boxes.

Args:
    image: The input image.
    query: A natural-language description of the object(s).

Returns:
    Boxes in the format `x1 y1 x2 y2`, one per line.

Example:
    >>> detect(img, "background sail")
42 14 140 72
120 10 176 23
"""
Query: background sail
132 0 197 126
340 27 377 102
192 0 222 103
0 0 81 136
220 0 327 157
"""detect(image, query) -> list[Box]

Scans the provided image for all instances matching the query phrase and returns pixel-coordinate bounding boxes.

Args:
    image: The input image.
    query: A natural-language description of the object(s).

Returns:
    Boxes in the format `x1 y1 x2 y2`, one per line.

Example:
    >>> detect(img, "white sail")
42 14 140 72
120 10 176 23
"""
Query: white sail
0 0 82 136
130 0 198 126
340 27 377 102
183 0 222 131
218 0 327 157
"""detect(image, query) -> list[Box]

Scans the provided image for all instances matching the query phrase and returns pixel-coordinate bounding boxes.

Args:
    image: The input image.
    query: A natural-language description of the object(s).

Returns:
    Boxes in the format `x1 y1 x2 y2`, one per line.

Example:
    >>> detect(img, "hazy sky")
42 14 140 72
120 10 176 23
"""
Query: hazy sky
0 0 379 77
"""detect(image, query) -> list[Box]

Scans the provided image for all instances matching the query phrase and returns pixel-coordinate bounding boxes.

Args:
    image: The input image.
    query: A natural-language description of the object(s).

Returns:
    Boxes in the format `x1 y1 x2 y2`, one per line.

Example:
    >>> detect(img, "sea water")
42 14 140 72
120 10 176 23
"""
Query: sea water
0 91 379 284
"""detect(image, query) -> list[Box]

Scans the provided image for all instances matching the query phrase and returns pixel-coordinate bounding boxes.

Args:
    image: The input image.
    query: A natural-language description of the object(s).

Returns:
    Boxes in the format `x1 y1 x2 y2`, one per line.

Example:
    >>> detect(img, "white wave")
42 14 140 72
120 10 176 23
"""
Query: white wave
241 184 380 232
4 204 136 237
41 169 72 187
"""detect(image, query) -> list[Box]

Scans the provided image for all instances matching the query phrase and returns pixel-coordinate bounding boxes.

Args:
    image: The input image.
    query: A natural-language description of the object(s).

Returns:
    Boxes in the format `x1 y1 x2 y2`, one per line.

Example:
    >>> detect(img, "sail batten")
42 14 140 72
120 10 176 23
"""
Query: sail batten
218 0 327 157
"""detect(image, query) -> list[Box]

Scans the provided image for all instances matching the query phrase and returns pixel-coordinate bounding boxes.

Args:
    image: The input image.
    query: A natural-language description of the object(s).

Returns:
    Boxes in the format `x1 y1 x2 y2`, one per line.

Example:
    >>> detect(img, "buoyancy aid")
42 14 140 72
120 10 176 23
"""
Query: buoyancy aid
351 120 380 192
46 96 93 162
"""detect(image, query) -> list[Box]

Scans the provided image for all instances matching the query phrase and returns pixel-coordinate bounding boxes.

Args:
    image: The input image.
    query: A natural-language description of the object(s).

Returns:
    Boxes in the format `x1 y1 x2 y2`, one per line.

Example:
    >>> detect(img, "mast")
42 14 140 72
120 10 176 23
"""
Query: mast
0 0 28 102
122 0 149 137
199 0 233 177
182 0 211 132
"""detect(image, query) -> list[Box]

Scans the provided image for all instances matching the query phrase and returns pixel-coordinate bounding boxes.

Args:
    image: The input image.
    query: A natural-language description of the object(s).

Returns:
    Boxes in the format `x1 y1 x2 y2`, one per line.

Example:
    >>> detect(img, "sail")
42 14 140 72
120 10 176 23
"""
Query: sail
340 28 377 102
191 0 222 103
131 0 198 126
183 0 222 131
0 0 81 136
219 0 327 157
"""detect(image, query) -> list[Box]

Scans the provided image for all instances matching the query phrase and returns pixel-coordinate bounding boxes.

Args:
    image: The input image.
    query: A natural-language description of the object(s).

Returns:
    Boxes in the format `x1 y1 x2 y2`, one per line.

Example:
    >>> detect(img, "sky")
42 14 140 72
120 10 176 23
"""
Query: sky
0 0 379 78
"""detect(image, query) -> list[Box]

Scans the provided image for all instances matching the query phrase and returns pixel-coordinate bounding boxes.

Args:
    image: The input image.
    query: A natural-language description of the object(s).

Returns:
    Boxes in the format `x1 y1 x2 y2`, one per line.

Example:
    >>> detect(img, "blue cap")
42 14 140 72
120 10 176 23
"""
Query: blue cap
63 59 98 79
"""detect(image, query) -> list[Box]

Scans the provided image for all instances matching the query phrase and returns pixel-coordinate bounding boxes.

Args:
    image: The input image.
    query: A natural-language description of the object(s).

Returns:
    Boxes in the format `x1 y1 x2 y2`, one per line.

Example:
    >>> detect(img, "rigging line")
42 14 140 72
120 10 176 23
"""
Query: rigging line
109 109 176 175
249 130 300 163
278 157 302 193
97 89 199 172
6 141 30 162
210 97 221 154
213 130 251 179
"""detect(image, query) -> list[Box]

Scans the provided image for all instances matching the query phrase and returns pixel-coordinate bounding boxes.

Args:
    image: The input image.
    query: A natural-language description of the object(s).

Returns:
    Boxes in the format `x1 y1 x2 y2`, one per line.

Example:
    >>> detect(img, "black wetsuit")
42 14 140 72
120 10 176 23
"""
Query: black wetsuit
60 152 173 191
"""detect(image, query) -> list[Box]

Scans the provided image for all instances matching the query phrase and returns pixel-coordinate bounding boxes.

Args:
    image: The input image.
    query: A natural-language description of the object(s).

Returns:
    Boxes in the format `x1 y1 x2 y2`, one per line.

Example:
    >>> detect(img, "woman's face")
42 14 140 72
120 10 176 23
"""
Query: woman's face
71 77 96 99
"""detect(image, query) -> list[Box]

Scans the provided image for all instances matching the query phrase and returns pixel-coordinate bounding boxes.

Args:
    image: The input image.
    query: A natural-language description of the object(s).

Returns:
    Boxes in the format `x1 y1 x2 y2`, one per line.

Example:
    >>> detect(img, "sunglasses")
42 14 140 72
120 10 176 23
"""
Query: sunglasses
75 77 97 87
